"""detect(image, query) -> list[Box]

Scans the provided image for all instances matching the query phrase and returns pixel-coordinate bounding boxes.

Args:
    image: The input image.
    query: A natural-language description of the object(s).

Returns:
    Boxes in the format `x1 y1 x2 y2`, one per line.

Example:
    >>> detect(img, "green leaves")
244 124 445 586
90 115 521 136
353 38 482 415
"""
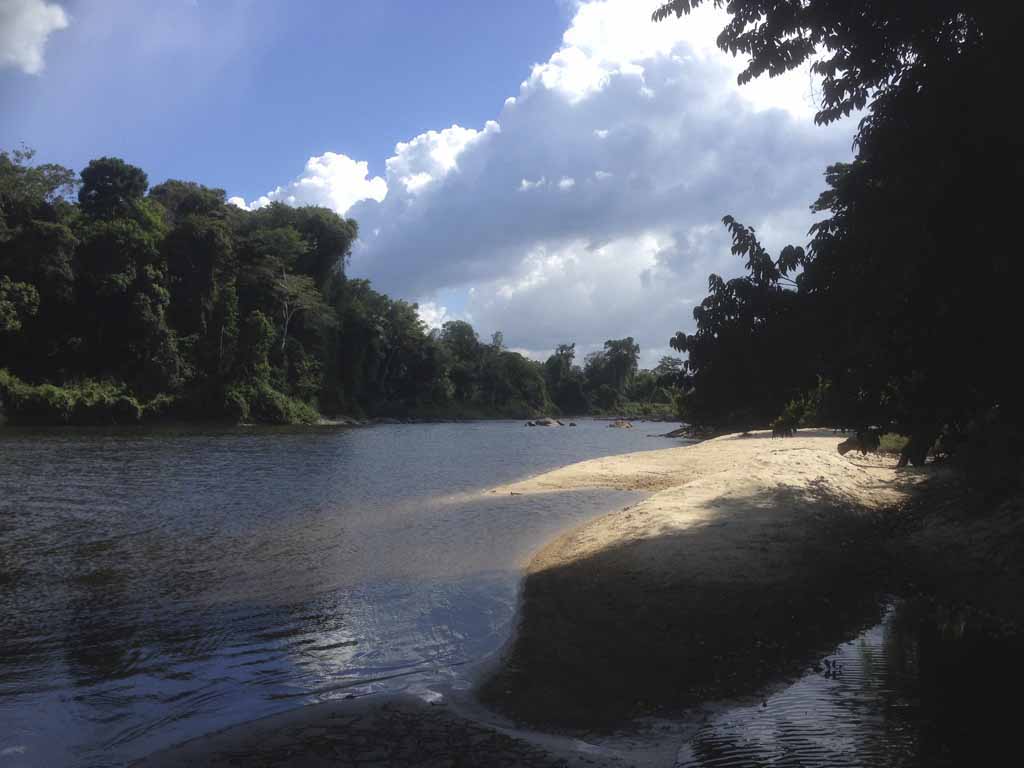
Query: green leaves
0 276 39 333
149 180 226 224
78 157 149 219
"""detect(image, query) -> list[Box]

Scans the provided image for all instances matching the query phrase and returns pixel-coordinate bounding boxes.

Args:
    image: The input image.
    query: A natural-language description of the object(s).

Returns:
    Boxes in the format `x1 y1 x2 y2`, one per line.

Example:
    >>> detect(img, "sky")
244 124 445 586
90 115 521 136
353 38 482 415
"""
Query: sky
0 0 857 367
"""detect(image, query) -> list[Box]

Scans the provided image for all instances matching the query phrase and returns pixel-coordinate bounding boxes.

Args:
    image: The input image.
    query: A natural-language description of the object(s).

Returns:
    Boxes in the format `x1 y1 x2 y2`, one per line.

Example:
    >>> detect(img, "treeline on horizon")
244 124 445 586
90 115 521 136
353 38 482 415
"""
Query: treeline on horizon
655 0 1021 492
0 150 683 426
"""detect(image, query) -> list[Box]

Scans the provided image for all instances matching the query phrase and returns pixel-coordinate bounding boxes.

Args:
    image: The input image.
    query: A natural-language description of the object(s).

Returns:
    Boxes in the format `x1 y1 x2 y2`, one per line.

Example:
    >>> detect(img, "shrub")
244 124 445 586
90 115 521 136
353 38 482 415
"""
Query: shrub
223 386 250 422
771 400 802 437
224 380 319 425
142 392 180 421
0 370 143 425
878 433 910 454
1 371 73 425
69 380 136 425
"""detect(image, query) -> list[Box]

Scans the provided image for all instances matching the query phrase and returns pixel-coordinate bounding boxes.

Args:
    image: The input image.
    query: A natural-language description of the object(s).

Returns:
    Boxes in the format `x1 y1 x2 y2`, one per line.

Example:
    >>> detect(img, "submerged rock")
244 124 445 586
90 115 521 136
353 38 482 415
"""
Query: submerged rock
608 419 633 429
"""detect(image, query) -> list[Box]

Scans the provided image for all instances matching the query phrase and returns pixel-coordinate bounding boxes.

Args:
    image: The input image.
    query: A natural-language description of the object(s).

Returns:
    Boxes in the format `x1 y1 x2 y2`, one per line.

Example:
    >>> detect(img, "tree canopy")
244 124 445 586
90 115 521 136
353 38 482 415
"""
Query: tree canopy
656 0 1022 479
1 150 680 424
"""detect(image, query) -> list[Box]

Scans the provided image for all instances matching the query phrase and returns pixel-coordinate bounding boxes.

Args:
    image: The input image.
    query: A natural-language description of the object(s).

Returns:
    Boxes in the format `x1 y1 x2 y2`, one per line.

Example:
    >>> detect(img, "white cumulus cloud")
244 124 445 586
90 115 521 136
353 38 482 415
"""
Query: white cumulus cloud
386 122 499 195
229 152 387 213
0 0 68 74
523 0 820 117
237 0 855 362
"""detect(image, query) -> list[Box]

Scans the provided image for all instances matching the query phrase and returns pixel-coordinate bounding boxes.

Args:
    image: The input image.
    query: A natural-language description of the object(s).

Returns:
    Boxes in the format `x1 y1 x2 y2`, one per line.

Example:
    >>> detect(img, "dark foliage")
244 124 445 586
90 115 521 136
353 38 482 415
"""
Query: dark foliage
657 1 1023 479
2 151 677 424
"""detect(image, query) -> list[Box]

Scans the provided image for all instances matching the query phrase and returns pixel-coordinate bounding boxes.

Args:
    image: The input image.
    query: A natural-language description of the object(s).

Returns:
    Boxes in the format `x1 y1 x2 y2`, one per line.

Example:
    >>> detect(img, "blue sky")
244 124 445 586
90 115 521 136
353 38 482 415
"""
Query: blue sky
1 0 857 366
1 0 569 200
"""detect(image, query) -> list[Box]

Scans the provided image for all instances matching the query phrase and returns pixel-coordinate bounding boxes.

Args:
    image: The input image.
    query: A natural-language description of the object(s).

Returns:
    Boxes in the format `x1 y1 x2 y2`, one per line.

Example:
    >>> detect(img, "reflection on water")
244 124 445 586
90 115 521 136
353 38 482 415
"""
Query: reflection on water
676 599 1021 767
0 421 657 767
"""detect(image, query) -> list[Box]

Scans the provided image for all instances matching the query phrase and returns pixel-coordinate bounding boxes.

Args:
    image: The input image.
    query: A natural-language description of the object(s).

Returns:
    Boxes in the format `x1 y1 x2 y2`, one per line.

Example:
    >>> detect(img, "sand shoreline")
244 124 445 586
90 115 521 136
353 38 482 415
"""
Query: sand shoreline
479 429 927 726
138 429 929 765
491 429 914 575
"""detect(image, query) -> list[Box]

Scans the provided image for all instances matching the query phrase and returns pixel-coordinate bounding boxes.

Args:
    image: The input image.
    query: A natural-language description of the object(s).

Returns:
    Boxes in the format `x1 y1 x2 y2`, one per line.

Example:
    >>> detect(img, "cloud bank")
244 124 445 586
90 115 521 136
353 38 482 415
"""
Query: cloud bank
230 0 853 366
0 0 68 75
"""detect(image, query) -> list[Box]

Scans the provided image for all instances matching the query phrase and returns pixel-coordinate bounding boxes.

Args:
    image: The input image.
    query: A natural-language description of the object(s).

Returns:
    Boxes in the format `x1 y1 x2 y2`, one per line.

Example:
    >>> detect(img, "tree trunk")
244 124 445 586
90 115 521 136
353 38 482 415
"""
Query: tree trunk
898 426 938 468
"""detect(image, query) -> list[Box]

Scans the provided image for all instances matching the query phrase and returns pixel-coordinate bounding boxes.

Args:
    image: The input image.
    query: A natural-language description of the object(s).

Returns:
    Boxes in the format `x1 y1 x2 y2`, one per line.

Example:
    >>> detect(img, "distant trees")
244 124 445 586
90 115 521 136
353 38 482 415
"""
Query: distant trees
543 343 589 414
652 356 683 387
420 320 551 416
1 148 689 425
602 337 640 392
235 222 335 359
539 338 679 416
0 149 572 423
655 0 1022 475
0 147 79 377
78 157 149 218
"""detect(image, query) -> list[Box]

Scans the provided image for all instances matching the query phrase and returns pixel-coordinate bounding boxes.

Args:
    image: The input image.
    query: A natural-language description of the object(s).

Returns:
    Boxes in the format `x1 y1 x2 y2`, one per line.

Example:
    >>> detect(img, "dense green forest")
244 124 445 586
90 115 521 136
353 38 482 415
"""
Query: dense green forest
0 149 681 425
656 0 1022 487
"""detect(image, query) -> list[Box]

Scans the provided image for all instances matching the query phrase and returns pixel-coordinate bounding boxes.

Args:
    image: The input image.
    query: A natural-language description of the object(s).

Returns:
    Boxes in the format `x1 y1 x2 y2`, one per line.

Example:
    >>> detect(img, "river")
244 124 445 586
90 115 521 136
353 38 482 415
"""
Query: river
0 420 658 767
675 598 1021 767
3 422 1018 768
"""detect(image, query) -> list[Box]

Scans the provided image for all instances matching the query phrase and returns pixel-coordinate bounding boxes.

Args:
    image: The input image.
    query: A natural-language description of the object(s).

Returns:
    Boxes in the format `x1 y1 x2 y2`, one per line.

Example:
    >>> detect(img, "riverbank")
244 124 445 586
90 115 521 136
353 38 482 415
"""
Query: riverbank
133 428 1022 765
479 430 929 726
2 365 682 428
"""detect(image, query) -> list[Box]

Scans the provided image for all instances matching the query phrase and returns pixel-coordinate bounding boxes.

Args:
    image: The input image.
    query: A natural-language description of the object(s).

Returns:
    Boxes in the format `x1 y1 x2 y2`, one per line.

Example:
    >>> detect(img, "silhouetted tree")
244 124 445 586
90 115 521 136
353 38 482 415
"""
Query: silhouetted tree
656 0 1023 473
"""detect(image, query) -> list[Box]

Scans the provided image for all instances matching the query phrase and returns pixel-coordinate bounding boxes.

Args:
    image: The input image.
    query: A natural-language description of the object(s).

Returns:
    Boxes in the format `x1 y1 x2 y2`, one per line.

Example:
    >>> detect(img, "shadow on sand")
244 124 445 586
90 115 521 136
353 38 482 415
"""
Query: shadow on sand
477 478 920 730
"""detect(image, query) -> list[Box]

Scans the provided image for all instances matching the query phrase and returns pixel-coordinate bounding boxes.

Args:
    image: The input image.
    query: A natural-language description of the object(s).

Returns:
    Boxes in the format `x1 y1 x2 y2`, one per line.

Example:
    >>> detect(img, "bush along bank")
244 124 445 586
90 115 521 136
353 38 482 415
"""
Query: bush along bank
0 369 321 426
0 370 145 426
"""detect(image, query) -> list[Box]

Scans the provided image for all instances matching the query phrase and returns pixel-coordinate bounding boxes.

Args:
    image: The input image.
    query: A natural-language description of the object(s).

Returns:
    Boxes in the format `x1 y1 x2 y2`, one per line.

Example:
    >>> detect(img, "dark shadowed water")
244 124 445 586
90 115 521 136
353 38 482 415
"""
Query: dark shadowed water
0 420 659 767
675 599 1021 767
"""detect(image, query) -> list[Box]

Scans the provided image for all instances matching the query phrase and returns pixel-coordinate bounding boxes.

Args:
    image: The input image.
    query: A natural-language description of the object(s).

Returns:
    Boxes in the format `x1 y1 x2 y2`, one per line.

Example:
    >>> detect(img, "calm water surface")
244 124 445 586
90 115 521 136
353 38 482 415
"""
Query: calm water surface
0 420 662 767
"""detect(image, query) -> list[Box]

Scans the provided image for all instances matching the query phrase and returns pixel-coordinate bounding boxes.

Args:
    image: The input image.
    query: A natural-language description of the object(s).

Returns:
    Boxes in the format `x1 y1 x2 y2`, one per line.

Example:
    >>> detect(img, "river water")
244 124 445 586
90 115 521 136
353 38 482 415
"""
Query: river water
0 420 658 767
2 423 1018 767
675 599 1021 767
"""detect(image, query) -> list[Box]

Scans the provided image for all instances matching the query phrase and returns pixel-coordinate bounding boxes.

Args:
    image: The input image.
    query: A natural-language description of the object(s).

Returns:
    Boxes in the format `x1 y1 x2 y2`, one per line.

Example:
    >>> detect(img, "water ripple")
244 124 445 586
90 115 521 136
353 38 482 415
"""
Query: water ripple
0 421 657 767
